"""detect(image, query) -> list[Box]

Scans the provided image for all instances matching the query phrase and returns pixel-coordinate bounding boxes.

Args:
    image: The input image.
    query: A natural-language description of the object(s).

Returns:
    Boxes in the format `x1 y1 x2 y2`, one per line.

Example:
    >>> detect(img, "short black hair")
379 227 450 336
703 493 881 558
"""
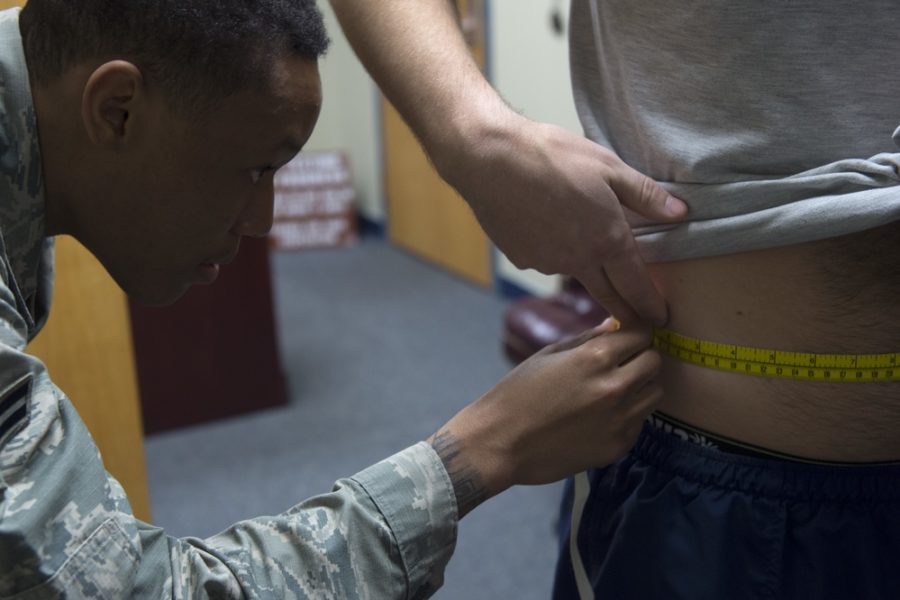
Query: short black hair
19 0 329 112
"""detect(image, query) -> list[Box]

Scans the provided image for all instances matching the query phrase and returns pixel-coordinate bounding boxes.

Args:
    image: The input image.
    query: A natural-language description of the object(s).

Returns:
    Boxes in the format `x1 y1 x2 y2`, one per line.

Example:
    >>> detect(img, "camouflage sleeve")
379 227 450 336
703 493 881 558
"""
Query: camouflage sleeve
141 442 458 599
0 288 458 597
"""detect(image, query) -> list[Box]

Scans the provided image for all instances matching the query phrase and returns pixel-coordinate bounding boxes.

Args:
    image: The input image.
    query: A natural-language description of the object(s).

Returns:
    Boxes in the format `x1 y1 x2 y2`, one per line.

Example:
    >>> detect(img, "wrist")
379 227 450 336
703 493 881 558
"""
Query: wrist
423 93 525 188
427 411 512 518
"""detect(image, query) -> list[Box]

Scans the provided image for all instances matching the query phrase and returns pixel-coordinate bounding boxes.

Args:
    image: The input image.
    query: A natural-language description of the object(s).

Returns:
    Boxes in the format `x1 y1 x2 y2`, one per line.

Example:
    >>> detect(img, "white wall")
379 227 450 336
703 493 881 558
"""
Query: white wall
305 3 384 221
488 0 580 296
490 1 580 133
309 1 583 295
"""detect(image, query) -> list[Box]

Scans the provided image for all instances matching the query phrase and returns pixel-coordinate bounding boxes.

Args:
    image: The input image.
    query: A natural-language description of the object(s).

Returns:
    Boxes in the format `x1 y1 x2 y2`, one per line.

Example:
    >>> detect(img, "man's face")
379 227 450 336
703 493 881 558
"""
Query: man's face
96 55 321 305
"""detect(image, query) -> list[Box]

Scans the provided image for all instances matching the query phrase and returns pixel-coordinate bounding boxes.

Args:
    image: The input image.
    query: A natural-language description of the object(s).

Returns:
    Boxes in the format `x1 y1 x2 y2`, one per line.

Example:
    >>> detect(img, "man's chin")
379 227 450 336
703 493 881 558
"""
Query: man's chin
127 281 191 307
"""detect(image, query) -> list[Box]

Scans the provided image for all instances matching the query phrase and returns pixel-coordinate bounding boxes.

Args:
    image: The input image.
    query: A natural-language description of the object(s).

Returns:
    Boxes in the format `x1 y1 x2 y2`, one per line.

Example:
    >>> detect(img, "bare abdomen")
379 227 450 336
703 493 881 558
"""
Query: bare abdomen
648 224 900 462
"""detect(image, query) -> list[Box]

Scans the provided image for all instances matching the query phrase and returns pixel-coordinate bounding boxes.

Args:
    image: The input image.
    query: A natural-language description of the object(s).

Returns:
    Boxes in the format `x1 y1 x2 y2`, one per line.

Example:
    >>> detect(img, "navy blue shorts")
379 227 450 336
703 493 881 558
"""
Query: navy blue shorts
552 421 900 599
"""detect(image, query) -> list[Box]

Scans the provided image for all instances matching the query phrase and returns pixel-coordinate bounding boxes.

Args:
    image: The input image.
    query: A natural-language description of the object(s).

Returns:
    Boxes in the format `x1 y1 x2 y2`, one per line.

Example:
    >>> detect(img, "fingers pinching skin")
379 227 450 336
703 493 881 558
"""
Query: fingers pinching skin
601 240 669 326
430 318 664 507
576 269 640 326
429 113 685 330
583 323 656 371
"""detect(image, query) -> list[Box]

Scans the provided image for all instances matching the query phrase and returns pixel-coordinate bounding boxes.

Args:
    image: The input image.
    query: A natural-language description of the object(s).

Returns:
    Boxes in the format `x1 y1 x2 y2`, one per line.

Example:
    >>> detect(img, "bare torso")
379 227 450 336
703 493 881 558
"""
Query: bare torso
648 221 900 462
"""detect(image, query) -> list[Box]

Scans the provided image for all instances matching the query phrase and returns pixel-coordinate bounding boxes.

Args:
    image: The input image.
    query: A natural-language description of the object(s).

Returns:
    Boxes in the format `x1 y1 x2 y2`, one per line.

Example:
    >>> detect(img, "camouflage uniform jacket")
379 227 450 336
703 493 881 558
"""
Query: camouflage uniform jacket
0 9 457 598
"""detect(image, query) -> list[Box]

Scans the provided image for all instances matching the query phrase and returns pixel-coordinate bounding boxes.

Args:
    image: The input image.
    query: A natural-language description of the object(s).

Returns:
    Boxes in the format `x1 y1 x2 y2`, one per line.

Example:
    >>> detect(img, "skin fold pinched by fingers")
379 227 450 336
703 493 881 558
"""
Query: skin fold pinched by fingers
602 244 667 325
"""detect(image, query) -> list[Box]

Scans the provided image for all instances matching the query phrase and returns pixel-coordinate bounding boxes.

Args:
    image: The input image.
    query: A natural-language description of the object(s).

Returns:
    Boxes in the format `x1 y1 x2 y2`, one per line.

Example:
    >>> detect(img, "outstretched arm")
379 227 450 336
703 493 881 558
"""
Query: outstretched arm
4 305 658 600
330 0 687 324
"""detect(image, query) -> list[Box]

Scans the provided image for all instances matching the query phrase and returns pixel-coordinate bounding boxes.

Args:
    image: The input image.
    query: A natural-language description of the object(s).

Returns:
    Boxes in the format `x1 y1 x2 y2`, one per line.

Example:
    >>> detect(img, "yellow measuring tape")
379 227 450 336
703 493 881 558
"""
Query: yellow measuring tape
653 328 900 382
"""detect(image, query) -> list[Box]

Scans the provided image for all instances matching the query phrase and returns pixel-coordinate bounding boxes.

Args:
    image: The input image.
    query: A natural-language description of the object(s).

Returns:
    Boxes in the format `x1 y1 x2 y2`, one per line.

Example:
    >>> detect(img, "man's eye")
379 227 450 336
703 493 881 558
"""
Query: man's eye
250 166 275 184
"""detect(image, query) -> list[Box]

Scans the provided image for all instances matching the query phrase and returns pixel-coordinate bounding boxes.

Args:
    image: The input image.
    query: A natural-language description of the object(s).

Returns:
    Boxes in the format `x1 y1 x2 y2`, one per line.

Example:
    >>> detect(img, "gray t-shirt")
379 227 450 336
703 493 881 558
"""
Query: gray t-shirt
570 0 900 262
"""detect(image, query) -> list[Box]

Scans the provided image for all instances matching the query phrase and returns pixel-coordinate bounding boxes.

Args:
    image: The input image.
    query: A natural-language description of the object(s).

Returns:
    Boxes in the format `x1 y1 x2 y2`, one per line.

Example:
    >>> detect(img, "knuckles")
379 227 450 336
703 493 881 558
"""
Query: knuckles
579 339 615 370
588 376 628 402
642 348 663 375
637 175 659 210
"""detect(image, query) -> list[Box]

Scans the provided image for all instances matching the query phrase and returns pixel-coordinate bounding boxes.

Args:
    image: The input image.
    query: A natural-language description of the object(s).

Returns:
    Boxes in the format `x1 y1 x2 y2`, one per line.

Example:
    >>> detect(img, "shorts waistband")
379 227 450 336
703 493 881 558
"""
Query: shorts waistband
648 411 900 465
632 420 900 503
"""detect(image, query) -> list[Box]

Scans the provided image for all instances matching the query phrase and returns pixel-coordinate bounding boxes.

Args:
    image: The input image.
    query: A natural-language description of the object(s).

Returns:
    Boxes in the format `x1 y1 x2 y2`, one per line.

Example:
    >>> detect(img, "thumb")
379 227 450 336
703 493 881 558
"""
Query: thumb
613 167 687 222
546 316 621 354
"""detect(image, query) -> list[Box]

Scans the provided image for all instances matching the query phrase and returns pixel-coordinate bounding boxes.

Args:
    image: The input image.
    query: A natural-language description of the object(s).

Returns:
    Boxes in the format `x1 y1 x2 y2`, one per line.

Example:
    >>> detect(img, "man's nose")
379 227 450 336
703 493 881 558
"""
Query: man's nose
232 181 275 238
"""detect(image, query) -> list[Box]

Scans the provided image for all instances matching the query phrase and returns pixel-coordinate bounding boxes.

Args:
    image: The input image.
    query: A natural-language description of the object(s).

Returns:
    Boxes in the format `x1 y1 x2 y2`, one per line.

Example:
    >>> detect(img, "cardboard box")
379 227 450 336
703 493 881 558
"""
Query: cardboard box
270 151 358 250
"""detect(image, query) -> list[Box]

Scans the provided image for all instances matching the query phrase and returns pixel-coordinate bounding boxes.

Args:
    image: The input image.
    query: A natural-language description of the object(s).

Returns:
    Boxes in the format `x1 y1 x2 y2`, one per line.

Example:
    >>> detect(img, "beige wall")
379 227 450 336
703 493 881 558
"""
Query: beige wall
306 3 384 222
28 238 151 522
490 0 578 295
491 0 580 132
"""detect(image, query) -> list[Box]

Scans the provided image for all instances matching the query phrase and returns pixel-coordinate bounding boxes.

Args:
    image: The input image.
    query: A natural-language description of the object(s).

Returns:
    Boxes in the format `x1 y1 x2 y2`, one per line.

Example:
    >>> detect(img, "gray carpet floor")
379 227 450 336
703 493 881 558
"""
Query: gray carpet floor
143 236 566 599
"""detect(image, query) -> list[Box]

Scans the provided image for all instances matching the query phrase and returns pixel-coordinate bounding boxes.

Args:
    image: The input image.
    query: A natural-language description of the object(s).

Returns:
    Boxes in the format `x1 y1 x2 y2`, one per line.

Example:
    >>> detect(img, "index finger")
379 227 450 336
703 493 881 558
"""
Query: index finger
578 236 667 326
577 270 640 325
603 237 668 326
583 321 656 369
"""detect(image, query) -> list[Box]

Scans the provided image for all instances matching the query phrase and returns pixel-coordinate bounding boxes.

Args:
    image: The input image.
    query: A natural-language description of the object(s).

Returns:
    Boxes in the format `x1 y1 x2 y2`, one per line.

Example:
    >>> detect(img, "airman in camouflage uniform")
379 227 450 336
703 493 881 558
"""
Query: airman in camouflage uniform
0 5 455 597
0 1 665 597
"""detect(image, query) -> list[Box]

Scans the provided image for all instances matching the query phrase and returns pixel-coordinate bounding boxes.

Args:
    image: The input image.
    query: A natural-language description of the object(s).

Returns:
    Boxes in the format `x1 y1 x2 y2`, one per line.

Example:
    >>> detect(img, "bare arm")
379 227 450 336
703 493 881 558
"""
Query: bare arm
329 0 496 155
330 0 688 325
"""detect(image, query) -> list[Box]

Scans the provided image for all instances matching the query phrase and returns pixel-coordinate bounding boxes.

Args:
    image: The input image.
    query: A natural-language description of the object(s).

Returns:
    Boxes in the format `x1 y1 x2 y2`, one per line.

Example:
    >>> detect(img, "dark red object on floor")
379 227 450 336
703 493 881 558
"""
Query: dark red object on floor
129 236 288 433
503 277 609 364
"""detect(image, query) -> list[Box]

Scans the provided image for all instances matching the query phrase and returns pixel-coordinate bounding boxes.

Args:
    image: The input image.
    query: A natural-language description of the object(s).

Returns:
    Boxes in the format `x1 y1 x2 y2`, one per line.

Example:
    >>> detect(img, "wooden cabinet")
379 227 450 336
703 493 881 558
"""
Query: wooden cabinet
382 0 492 287
28 236 152 522
129 237 288 433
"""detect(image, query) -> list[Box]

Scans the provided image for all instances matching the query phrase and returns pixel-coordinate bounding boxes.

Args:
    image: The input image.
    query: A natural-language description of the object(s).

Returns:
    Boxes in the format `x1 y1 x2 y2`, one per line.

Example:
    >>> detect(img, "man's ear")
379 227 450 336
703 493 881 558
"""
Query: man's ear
81 60 145 146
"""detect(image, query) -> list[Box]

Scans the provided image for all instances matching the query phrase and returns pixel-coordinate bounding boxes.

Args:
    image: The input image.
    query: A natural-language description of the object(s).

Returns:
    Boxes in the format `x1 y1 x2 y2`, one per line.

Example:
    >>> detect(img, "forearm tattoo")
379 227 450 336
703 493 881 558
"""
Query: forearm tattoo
428 430 489 518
